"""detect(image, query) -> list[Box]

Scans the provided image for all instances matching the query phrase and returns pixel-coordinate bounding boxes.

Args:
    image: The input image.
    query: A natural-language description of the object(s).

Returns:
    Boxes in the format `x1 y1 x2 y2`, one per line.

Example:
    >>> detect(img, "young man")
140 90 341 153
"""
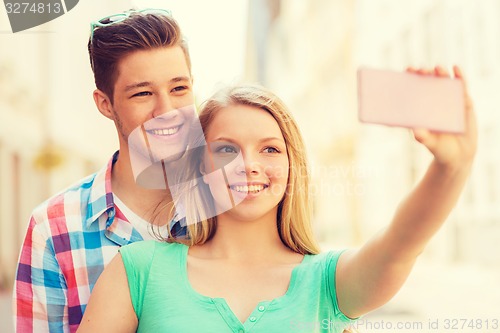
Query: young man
13 10 194 333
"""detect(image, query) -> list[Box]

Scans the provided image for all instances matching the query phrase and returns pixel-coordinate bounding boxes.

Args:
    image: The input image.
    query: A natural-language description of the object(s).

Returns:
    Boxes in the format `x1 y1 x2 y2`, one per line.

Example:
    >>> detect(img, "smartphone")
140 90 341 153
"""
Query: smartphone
357 67 465 133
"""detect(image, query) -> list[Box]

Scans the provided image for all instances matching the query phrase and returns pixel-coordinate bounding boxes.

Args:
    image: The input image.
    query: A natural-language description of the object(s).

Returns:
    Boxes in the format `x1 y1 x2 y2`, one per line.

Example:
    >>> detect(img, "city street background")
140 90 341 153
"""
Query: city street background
1 0 499 332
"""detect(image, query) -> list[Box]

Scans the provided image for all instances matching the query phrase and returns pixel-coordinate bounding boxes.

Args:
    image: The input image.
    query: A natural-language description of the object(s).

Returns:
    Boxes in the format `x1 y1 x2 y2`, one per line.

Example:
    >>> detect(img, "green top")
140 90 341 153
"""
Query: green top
119 240 356 333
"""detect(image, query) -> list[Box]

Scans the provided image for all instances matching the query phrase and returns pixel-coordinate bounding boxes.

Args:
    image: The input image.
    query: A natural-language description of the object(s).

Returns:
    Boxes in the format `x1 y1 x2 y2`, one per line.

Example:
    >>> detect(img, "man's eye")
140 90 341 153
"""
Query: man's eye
172 86 188 93
215 145 237 154
132 91 152 97
262 147 280 153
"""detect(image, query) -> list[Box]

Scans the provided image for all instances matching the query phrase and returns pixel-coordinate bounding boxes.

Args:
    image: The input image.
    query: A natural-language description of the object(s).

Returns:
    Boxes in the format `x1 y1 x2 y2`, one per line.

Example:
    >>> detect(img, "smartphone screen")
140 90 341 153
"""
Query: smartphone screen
357 67 465 133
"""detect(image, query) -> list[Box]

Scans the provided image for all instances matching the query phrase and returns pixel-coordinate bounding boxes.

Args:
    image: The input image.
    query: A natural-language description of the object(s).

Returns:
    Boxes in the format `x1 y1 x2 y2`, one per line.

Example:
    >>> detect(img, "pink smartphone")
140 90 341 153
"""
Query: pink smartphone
357 67 465 133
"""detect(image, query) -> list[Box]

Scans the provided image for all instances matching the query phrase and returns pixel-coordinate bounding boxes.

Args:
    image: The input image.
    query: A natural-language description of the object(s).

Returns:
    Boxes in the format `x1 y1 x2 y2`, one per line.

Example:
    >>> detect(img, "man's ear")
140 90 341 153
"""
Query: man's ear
199 160 206 173
199 160 209 184
93 89 114 120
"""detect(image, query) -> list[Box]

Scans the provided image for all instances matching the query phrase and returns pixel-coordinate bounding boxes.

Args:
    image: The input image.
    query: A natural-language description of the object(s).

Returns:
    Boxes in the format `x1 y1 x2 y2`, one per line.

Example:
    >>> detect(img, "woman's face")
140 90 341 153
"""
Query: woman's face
202 104 289 222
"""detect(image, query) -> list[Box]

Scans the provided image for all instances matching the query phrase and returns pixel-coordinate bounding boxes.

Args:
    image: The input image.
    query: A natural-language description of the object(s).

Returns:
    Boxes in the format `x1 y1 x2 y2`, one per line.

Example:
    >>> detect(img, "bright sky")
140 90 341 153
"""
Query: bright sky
132 0 249 103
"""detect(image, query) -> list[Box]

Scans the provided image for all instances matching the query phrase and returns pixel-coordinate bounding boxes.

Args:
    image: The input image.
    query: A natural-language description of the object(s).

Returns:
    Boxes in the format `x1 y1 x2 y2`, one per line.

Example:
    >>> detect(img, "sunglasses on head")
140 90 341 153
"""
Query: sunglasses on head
89 8 172 44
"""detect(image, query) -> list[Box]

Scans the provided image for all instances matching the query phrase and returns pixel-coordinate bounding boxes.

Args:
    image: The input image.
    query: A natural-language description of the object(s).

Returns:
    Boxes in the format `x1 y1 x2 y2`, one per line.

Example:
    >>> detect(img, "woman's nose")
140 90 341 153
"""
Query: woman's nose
235 154 260 175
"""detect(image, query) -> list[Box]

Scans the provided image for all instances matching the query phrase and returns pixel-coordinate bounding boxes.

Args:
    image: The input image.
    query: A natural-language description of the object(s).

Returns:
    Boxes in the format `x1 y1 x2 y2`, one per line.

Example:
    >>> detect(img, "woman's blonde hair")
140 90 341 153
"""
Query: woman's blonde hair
156 84 320 255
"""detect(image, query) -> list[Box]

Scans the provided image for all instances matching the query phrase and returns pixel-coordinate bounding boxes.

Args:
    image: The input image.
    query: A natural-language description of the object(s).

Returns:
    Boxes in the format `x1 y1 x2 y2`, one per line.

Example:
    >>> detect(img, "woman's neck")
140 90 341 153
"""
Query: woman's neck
192 210 294 263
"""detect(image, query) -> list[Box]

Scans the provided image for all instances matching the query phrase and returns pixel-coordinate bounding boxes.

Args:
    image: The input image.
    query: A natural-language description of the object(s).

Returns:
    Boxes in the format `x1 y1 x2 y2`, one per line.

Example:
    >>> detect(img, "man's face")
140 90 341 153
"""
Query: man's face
110 46 194 155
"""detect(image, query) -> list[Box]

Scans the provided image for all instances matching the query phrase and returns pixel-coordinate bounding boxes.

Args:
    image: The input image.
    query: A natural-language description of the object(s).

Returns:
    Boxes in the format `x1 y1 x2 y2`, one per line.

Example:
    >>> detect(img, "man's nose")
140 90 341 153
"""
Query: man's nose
152 94 176 118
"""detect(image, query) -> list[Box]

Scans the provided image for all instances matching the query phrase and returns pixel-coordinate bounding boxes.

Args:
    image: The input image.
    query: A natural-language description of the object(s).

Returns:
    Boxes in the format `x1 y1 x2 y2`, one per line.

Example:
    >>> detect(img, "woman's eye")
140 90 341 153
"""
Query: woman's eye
262 147 280 153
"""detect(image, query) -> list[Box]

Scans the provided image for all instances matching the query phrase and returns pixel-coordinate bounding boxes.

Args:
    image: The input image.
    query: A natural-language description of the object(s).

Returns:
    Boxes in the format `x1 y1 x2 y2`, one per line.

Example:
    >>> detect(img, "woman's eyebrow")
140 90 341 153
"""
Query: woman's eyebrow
210 137 284 143
257 137 285 143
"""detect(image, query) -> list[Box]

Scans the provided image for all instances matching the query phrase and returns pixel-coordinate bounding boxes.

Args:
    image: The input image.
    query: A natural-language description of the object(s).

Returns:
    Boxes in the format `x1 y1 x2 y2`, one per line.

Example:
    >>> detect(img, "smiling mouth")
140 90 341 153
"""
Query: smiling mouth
229 184 269 194
146 125 182 136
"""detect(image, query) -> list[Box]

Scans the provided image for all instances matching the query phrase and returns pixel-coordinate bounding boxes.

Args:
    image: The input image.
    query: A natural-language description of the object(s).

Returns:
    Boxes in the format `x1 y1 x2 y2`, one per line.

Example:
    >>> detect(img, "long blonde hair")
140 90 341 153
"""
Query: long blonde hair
157 84 320 255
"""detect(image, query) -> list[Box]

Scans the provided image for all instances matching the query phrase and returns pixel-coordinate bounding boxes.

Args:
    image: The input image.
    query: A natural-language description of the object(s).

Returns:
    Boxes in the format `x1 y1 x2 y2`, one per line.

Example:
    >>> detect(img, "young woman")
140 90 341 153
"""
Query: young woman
77 66 476 333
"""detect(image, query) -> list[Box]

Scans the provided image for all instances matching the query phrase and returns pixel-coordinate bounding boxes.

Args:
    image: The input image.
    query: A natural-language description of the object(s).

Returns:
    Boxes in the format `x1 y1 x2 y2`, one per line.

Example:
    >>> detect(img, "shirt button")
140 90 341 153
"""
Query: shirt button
258 305 265 312
249 316 257 322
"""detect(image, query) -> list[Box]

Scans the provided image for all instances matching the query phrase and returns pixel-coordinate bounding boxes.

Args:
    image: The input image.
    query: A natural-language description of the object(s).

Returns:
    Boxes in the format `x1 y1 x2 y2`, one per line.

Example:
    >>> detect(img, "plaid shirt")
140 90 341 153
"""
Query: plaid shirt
13 152 183 333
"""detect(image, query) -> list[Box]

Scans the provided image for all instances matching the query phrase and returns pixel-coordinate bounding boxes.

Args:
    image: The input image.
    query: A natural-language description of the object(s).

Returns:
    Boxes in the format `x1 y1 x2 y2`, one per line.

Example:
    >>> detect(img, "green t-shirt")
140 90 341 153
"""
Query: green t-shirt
119 240 356 333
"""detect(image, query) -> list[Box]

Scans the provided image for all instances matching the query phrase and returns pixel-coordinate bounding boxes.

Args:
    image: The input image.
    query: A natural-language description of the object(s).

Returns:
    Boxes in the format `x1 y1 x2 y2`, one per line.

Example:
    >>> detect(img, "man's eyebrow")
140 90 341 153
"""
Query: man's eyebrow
170 76 191 83
124 81 152 92
124 76 191 92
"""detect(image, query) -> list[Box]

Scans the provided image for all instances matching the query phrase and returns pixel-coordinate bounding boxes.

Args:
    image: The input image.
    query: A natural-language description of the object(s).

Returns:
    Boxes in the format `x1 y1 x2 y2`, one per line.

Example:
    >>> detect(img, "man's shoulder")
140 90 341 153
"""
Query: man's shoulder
30 172 99 224
31 153 116 224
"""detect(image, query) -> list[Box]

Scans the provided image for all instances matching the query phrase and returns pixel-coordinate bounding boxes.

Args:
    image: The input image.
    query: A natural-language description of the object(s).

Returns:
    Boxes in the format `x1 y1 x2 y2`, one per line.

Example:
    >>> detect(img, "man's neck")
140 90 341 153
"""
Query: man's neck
111 151 173 223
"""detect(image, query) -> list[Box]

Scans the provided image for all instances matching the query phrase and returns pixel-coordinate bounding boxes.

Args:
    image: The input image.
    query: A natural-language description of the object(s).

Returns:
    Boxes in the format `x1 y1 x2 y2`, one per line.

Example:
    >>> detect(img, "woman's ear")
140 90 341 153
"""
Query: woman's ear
93 89 115 120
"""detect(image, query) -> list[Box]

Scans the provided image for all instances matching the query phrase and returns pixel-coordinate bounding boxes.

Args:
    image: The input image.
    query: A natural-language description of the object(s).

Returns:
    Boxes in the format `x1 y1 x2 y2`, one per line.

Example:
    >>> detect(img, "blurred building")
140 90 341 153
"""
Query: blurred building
0 0 249 294
246 0 361 247
1 1 500 332
1 0 499 295
246 0 500 264
0 1 126 290
355 0 500 264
